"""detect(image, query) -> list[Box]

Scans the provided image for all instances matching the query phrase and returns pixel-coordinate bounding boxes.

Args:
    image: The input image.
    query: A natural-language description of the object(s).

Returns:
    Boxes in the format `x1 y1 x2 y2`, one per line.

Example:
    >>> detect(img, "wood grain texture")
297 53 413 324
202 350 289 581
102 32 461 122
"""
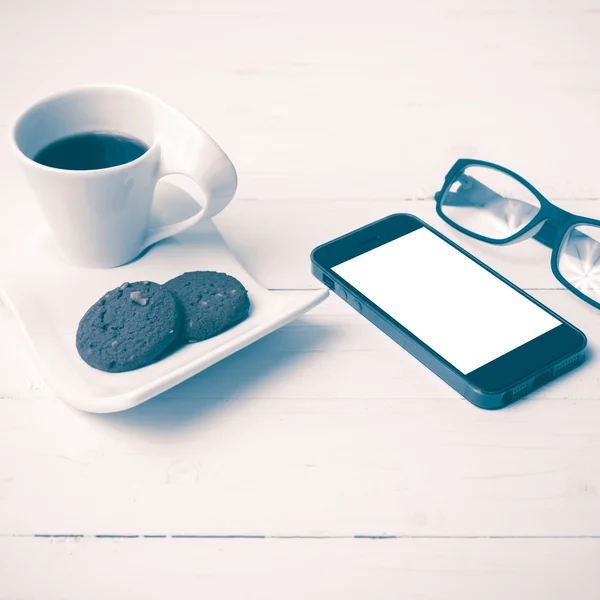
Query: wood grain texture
1 0 600 596
2 537 600 600
1 0 600 212
1 289 599 538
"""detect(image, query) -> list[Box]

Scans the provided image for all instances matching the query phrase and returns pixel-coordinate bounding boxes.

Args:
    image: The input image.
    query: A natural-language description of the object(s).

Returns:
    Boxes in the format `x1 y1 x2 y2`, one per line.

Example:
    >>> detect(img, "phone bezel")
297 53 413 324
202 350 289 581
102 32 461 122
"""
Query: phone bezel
311 213 587 395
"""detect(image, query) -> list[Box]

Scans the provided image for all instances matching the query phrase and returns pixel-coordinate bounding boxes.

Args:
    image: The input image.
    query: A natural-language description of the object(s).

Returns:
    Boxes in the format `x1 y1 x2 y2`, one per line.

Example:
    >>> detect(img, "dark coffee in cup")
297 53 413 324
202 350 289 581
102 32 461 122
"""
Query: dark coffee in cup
34 131 148 171
12 85 237 267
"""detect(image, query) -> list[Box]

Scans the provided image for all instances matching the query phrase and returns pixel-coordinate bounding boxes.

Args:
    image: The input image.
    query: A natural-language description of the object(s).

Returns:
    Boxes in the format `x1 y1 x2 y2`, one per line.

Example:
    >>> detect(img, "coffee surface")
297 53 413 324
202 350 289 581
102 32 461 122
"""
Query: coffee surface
34 131 149 170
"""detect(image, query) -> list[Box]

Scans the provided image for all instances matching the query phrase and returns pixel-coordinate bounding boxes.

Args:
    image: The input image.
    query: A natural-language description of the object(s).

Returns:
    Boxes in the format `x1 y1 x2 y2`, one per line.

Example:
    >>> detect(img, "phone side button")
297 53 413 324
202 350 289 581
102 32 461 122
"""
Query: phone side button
351 298 362 312
338 288 348 300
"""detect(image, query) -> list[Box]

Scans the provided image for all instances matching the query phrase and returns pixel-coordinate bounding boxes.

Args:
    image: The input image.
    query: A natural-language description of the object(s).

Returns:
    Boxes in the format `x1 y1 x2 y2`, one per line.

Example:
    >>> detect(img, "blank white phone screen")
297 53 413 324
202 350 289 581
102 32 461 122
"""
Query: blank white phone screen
332 226 561 374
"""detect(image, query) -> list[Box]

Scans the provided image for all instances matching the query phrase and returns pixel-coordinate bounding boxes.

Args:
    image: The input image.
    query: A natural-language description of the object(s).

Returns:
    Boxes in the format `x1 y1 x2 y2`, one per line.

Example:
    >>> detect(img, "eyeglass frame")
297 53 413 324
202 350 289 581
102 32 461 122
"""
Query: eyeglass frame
434 158 600 310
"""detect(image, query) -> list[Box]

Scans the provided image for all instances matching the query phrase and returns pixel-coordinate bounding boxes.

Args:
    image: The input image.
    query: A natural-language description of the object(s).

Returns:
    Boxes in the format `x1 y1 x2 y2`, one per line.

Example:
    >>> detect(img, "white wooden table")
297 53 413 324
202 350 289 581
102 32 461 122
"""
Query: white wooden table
1 1 599 597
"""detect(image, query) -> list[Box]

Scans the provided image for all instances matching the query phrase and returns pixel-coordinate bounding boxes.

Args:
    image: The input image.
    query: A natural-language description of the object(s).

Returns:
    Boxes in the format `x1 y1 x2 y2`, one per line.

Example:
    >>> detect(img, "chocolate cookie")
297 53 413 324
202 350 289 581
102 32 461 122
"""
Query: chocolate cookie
76 281 181 372
164 271 250 343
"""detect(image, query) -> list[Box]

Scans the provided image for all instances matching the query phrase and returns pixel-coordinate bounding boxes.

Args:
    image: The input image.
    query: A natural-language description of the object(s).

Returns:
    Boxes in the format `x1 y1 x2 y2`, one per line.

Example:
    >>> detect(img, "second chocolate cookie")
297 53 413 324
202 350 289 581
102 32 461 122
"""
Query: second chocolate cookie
164 271 250 343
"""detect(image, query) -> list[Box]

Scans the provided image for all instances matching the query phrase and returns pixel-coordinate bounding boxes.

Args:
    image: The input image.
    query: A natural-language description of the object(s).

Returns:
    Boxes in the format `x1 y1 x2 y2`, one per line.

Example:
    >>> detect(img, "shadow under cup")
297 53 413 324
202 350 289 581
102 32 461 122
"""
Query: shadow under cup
11 87 162 268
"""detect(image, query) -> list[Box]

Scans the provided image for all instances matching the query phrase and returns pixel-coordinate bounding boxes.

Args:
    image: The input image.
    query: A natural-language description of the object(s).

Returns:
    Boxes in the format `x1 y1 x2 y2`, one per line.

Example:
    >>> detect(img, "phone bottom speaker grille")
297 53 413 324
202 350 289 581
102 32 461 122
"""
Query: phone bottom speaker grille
504 354 582 405
553 355 581 377
509 381 530 400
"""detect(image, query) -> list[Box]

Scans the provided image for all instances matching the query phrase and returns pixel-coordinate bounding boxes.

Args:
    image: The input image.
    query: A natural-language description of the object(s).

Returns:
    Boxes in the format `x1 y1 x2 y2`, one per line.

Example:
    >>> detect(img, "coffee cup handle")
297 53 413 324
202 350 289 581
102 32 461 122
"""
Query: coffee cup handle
141 121 237 250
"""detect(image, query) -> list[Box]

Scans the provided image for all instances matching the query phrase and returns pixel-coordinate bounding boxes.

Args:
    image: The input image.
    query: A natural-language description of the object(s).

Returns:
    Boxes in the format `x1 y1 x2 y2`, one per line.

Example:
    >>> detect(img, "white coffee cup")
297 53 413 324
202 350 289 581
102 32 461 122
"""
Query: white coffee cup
10 84 237 268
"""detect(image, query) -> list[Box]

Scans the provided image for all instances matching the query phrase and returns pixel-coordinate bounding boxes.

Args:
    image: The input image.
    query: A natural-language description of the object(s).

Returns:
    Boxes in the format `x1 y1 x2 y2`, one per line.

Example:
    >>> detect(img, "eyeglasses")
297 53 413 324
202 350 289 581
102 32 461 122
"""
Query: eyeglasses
434 159 600 309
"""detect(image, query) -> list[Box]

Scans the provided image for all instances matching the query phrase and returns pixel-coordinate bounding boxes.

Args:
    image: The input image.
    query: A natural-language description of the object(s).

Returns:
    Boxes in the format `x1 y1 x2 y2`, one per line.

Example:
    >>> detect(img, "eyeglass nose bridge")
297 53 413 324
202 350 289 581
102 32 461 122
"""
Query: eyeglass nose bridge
532 203 573 248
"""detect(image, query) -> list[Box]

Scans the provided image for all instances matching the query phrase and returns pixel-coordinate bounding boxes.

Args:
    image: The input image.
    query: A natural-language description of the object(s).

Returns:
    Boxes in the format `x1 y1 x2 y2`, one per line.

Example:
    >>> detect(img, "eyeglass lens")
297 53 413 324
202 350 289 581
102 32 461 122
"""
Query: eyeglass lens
558 224 600 303
439 165 541 240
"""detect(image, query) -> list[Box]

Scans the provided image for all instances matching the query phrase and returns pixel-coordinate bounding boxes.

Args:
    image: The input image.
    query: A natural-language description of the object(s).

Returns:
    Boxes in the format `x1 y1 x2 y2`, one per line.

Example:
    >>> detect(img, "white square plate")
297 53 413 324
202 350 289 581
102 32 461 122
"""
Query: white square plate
0 220 327 413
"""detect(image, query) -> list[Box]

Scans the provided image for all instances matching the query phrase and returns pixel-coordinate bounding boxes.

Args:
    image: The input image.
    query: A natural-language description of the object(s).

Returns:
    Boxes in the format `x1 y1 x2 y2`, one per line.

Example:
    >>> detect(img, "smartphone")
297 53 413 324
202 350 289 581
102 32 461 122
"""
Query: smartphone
311 213 587 409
